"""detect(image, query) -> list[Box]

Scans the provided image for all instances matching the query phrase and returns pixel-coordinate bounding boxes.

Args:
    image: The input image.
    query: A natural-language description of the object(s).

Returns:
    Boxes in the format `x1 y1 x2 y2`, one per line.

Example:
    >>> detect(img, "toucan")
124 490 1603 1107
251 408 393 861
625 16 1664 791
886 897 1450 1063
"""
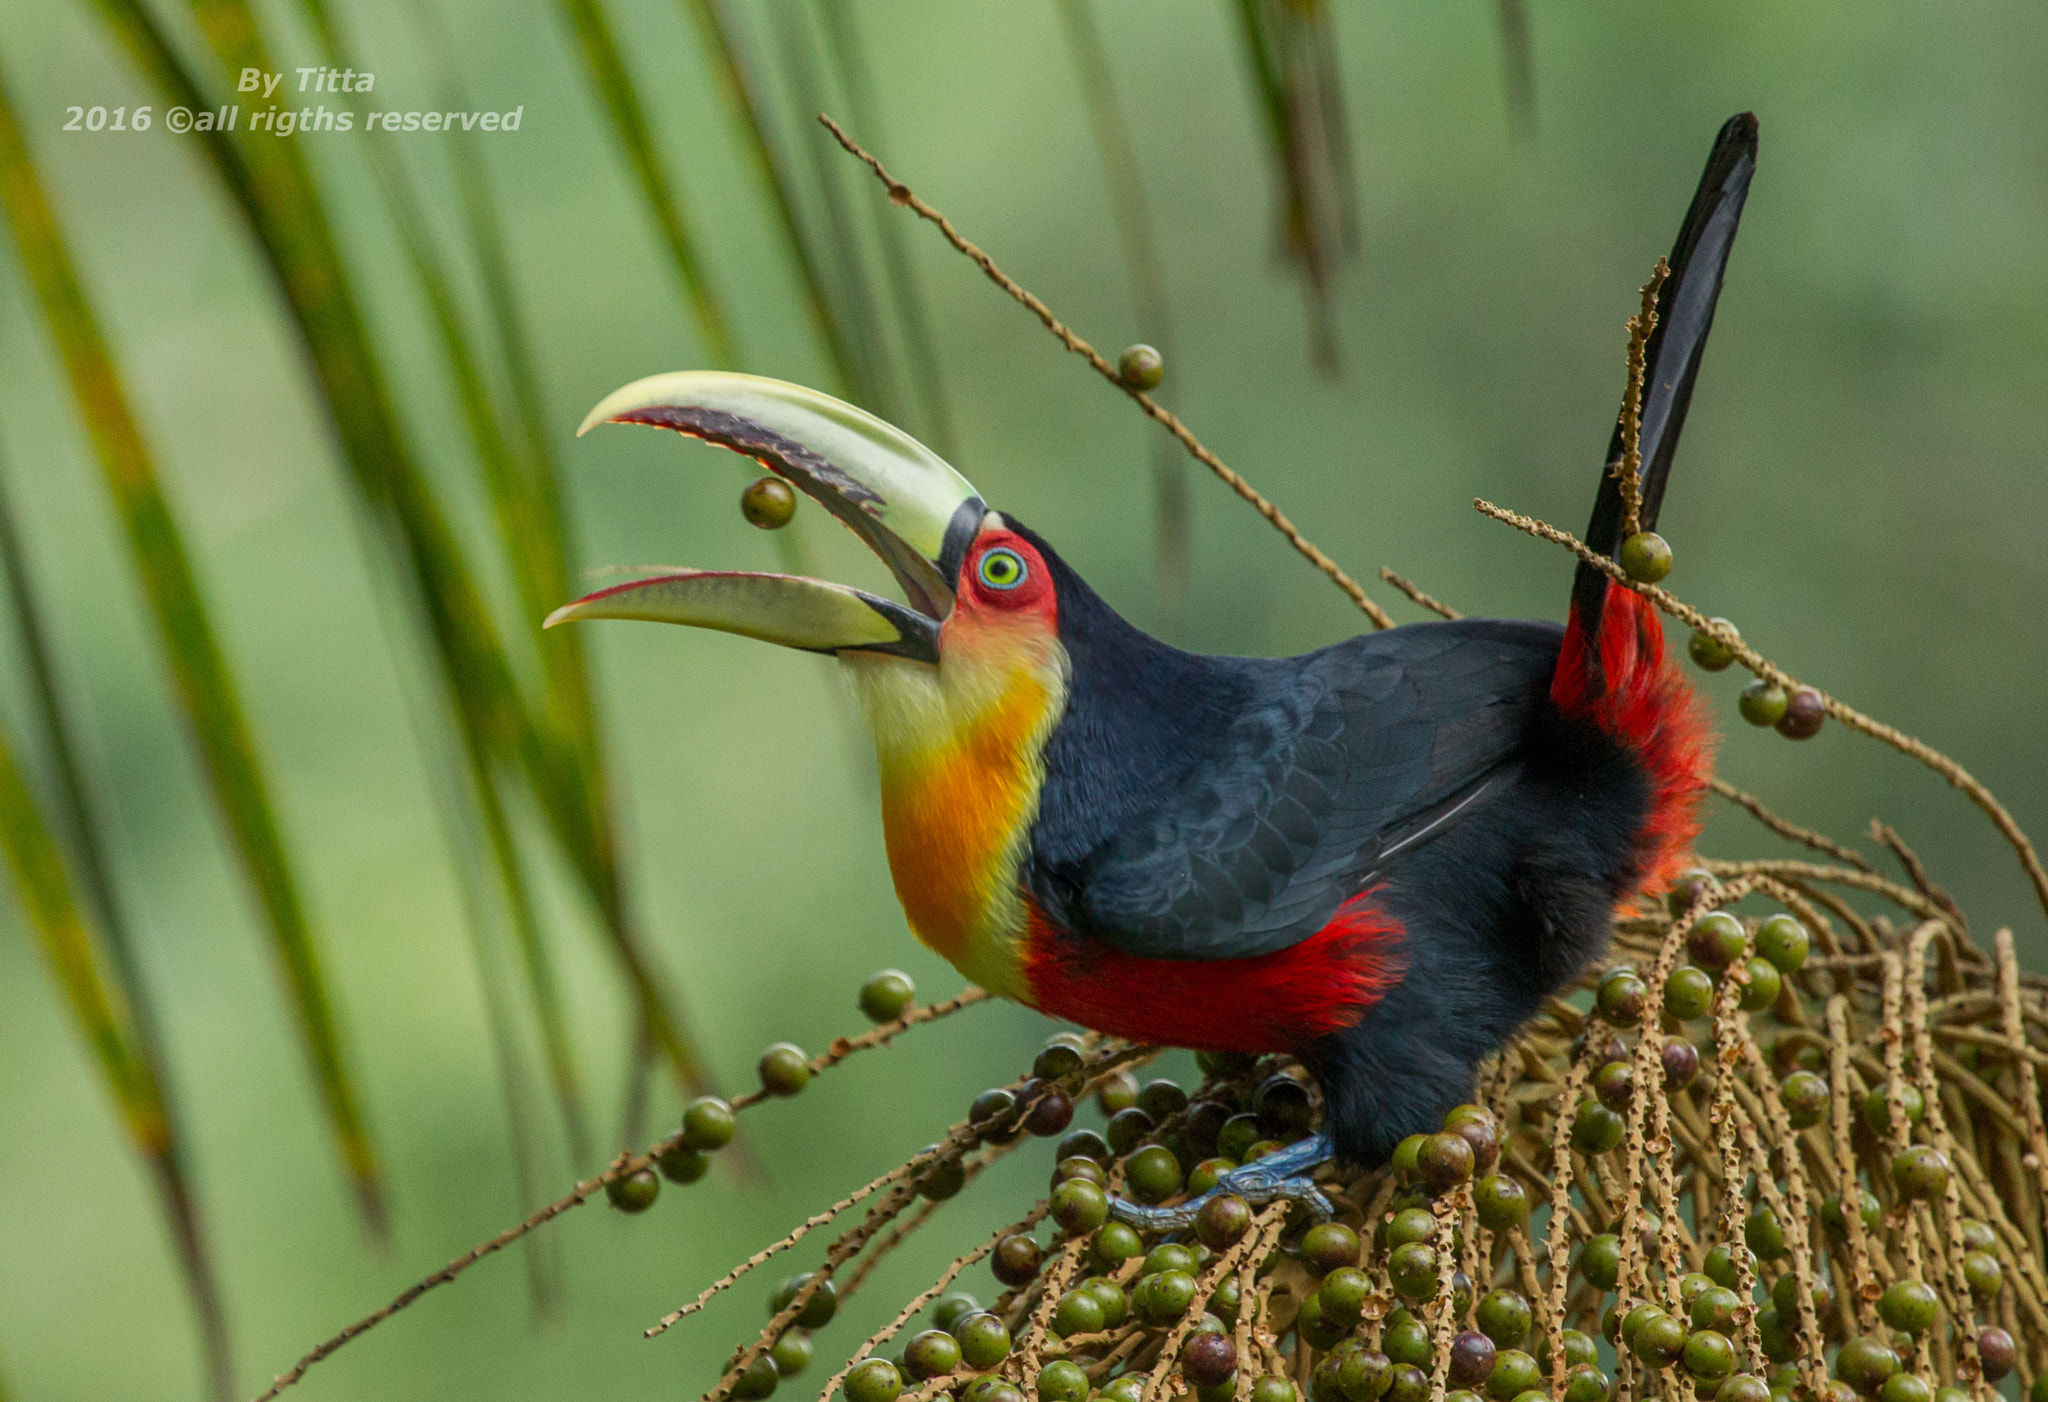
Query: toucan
551 115 1754 1220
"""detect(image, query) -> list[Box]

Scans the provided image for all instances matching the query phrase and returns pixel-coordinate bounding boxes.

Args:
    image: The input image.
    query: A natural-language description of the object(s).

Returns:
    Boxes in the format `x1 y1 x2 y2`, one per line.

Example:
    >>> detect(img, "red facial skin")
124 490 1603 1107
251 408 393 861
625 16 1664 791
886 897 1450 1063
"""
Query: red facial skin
947 527 1058 637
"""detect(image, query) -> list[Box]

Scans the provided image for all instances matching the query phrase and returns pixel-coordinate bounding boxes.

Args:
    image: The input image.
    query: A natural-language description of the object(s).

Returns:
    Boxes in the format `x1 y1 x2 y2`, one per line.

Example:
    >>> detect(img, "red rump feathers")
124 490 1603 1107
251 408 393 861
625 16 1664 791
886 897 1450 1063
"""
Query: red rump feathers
1551 579 1714 906
1023 891 1405 1053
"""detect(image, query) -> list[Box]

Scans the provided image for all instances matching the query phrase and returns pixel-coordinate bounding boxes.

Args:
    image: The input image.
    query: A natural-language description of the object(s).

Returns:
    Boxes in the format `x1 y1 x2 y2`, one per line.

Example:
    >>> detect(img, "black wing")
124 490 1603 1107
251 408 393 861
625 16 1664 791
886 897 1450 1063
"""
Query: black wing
1029 619 1561 961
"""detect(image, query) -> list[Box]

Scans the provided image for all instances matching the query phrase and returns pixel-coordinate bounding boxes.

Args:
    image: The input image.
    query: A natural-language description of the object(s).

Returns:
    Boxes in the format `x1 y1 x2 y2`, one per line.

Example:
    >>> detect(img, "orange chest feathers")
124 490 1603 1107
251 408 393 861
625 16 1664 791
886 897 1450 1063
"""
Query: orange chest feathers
841 626 1066 1002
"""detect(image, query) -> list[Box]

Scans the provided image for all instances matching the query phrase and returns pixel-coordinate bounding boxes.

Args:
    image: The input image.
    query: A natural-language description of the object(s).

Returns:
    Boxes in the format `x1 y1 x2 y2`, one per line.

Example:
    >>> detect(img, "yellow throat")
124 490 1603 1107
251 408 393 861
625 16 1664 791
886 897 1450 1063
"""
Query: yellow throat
839 617 1067 1004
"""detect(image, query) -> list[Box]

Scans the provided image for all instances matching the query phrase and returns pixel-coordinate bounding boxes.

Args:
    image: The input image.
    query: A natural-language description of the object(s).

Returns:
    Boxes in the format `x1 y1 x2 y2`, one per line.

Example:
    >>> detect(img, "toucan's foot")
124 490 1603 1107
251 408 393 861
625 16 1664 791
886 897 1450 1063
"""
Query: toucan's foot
1109 1133 1337 1231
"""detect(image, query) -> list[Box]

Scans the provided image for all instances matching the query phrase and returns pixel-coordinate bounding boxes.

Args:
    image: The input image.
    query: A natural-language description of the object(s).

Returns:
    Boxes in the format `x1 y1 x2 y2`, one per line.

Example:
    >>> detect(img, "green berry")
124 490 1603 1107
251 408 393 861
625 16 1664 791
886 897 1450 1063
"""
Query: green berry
846 1359 902 1402
1593 1058 1635 1112
1081 1277 1128 1327
1057 1128 1112 1165
1118 343 1165 390
771 1272 839 1328
1739 680 1788 727
1207 1275 1240 1322
1577 1234 1622 1290
1665 965 1717 1020
1385 1207 1437 1248
1745 1203 1788 1260
1879 1376 1933 1402
956 1311 1012 1368
1486 1350 1541 1400
1691 1285 1741 1333
1476 1289 1531 1348
1318 1267 1370 1322
933 1294 980 1333
1714 1378 1772 1402
1689 621 1739 671
1597 967 1648 1026
1739 957 1783 1013
1126 1144 1183 1203
1105 1106 1156 1157
1755 914 1810 972
1092 1221 1143 1266
1703 1243 1755 1290
1219 1113 1264 1161
658 1144 710 1184
1188 1157 1232 1195
1861 1084 1925 1136
1632 1311 1686 1367
1387 1242 1439 1299
682 1096 736 1150
1300 1222 1362 1276
1571 1100 1625 1155
1779 1070 1829 1128
1251 1379 1300 1402
1619 531 1672 583
917 1150 966 1202
1097 1070 1140 1116
1142 1243 1198 1278
1050 1179 1109 1236
1386 1366 1427 1402
1667 867 1719 915
1683 1328 1736 1380
1562 1368 1611 1402
1877 1279 1937 1333
1833 1335 1899 1391
606 1167 659 1213
1890 1145 1951 1200
1132 1269 1198 1326
1036 1361 1089 1402
1689 911 1748 970
1101 1379 1147 1402
759 1042 810 1096
1032 1037 1086 1083
733 1354 781 1399
1382 1314 1430 1367
1390 1133 1427 1177
903 1329 961 1380
1049 1289 1103 1338
992 1234 1043 1287
741 475 797 530
858 969 916 1023
1189 1195 1250 1252
1964 1249 2003 1300
1417 1131 1476 1191
1051 1155 1106 1189
1472 1174 1528 1231
1961 1217 1997 1252
1561 1331 1598 1369
1139 1078 1189 1121
772 1331 813 1377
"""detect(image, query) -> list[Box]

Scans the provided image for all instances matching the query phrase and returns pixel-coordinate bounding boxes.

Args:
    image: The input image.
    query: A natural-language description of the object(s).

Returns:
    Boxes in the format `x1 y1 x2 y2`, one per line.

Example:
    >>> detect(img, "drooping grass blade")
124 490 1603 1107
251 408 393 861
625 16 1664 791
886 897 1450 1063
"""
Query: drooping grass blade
0 446 235 1400
1052 0 1188 635
0 48 383 1233
813 0 959 460
1228 0 1353 375
554 0 739 367
1494 0 1536 139
291 0 595 1168
680 0 864 401
86 0 717 1097
766 0 899 422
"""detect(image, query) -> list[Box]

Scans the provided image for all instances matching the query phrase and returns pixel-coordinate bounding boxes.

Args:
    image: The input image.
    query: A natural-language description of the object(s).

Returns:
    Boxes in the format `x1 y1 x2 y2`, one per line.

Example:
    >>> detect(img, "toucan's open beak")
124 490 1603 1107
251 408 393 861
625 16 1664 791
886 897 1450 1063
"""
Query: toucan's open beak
544 373 985 665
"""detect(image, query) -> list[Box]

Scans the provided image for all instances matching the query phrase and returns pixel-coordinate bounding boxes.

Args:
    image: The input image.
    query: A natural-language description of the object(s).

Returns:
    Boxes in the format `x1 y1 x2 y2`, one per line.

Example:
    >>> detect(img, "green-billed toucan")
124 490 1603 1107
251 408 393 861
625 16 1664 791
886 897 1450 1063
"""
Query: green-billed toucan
551 116 1755 1219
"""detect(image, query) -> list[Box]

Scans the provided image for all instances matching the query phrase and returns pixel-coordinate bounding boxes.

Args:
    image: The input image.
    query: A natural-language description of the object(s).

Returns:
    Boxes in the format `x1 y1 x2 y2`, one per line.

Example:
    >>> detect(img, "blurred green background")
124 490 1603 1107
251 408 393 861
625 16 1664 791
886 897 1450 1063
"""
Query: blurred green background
0 0 2043 1397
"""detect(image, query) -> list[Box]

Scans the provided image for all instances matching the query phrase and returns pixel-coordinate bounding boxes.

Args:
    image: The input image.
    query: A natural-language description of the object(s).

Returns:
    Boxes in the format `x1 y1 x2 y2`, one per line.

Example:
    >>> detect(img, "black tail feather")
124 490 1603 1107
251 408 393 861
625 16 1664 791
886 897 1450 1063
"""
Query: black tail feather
1571 114 1758 631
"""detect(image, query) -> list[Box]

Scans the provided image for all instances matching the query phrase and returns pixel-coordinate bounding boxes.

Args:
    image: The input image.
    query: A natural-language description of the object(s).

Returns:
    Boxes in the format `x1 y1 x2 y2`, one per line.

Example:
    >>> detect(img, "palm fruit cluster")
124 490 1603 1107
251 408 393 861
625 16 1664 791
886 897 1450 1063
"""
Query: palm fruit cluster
633 851 2046 1402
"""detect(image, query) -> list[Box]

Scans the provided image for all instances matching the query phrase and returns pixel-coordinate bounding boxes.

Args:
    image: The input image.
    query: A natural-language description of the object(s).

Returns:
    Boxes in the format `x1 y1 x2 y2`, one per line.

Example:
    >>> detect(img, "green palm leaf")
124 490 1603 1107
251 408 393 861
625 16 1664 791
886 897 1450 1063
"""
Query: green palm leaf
555 0 738 367
85 0 715 1099
0 50 382 1232
0 449 235 1400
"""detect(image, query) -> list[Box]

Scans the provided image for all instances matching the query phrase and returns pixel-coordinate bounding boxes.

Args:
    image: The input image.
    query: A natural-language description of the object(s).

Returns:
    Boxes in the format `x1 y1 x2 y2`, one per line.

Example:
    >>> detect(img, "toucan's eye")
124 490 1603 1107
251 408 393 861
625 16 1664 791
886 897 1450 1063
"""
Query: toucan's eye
976 547 1028 591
